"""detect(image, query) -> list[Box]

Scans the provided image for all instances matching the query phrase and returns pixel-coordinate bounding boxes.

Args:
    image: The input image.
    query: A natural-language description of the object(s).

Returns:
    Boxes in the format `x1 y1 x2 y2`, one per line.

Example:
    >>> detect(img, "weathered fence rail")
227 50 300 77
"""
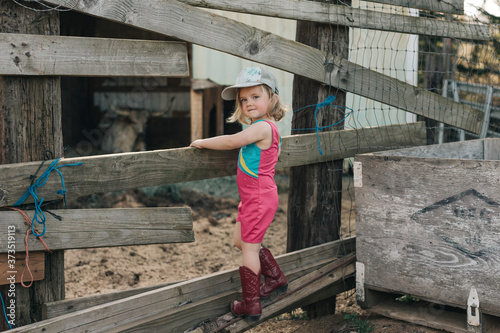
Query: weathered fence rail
369 0 464 14
0 33 189 77
42 0 485 134
0 122 426 208
178 0 489 40
0 207 193 252
8 238 354 332
42 237 354 320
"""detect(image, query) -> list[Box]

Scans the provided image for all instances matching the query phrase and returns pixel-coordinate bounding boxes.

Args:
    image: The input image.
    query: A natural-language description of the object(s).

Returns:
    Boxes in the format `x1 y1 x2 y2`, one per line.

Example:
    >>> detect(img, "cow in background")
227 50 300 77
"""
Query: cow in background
99 94 176 153
100 109 151 154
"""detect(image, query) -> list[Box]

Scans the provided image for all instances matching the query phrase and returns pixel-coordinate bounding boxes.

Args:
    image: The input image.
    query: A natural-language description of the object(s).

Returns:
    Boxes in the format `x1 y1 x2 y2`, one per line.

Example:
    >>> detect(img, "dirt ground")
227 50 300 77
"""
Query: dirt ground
64 179 445 333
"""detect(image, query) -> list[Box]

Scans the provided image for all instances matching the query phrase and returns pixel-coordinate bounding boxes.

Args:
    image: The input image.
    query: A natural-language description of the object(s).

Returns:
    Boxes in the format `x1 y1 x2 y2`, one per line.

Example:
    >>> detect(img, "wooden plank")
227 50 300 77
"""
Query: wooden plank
0 33 189 77
0 122 426 208
376 138 500 161
0 252 44 285
223 257 356 333
202 90 212 138
43 281 181 320
119 256 356 333
327 56 483 135
43 237 355 319
355 152 500 317
203 87 224 137
0 2 64 329
190 80 223 139
370 138 488 160
484 138 500 160
42 0 484 134
125 277 355 333
78 259 354 332
0 208 194 252
190 88 204 141
215 86 223 136
191 79 220 91
10 237 354 332
178 0 488 40
42 258 332 320
366 294 500 333
116 290 237 333
368 0 464 15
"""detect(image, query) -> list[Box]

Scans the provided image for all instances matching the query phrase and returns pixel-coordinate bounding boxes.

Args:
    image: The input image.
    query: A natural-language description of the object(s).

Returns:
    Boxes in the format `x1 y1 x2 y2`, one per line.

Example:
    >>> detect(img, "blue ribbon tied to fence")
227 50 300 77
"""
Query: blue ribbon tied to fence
13 158 83 237
292 95 354 155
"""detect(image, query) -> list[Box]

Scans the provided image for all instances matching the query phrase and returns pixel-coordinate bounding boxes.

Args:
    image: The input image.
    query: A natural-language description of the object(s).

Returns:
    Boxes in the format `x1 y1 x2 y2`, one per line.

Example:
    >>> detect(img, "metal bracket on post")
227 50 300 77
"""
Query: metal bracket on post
467 286 482 332
353 161 362 188
356 262 365 302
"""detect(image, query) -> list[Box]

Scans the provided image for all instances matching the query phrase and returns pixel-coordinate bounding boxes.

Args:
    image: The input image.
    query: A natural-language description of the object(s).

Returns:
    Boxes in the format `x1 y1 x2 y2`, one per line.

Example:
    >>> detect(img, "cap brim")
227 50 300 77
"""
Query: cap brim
221 82 265 100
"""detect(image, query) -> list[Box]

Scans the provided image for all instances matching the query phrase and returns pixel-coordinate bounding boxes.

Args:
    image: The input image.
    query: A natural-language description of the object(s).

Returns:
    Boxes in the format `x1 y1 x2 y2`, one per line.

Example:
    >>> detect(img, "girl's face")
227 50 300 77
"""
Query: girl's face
238 85 271 121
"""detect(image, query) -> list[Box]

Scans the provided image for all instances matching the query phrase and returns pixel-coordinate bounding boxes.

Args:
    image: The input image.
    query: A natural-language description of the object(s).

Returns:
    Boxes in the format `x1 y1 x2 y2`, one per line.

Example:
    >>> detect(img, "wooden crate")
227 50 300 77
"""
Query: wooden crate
354 139 500 322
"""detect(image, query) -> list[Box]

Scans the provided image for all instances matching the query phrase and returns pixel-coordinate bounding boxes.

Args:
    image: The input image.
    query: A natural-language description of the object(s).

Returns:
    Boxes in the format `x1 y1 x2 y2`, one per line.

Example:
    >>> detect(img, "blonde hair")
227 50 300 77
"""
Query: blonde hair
227 85 289 125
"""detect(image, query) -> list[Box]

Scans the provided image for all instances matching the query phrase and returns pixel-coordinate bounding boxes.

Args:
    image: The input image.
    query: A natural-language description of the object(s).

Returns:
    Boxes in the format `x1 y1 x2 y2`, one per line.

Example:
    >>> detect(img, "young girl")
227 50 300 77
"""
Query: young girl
190 67 288 321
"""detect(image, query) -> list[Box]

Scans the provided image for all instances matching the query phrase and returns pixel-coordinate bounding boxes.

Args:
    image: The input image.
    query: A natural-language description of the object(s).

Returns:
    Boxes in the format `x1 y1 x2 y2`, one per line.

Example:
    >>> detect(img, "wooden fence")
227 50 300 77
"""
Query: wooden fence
0 123 424 331
42 0 488 135
0 0 493 331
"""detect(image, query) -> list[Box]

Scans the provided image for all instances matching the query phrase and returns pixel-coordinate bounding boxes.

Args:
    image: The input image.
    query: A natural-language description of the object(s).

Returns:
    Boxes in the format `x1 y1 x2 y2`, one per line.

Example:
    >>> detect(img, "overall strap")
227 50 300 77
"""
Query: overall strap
253 119 280 147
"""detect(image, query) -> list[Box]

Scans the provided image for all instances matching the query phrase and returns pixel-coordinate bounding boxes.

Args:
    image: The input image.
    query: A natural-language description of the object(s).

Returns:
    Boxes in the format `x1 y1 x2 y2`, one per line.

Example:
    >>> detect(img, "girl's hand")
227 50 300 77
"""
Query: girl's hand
190 139 205 148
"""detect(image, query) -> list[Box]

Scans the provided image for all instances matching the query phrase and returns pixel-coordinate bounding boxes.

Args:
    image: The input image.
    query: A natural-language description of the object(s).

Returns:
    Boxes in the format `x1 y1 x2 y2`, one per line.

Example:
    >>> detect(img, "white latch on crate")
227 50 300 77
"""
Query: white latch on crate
353 162 362 188
467 286 482 332
356 262 365 302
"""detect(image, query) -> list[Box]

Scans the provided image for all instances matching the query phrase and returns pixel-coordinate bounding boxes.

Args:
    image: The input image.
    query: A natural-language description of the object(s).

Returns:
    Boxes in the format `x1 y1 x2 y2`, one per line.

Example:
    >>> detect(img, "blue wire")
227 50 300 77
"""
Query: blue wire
1 291 12 330
13 158 83 237
291 95 354 155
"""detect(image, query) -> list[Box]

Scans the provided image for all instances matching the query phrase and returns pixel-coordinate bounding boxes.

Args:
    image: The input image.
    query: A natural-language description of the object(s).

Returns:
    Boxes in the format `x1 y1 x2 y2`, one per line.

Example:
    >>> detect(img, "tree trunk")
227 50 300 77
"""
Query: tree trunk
287 0 349 319
0 1 63 329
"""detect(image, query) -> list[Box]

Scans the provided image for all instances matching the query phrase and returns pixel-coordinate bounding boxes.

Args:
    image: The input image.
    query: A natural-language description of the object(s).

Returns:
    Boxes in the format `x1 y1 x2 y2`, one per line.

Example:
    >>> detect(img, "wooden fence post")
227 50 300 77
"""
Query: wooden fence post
287 0 350 318
0 1 64 328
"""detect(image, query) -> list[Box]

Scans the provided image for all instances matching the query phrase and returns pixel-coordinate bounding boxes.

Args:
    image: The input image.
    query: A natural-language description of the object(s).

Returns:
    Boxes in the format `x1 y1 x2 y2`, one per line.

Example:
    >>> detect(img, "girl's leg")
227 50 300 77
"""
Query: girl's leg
234 221 262 274
233 222 242 251
230 223 262 321
258 247 288 298
241 241 261 275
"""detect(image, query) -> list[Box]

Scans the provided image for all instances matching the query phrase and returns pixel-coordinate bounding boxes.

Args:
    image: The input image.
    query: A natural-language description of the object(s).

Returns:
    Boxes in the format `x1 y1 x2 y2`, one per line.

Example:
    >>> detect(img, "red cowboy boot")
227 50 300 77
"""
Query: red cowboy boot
231 266 262 322
259 247 288 299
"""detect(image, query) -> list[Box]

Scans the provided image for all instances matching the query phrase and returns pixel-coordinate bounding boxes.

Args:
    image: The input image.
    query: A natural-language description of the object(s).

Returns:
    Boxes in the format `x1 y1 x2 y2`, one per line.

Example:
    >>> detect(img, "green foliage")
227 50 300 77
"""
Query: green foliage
396 294 419 303
344 313 375 333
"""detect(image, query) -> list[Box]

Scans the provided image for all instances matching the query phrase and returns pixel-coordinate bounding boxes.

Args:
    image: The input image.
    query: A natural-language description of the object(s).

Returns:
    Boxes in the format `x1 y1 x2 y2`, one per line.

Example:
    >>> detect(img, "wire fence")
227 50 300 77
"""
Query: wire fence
294 0 500 283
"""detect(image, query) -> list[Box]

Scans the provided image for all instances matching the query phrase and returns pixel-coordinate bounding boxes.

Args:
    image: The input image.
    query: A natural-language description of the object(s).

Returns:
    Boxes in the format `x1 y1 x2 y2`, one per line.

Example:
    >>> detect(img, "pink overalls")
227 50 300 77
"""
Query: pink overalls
236 120 281 243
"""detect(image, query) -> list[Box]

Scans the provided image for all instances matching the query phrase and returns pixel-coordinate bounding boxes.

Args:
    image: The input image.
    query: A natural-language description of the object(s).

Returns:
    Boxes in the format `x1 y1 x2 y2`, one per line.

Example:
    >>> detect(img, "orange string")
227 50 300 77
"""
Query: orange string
6 207 52 288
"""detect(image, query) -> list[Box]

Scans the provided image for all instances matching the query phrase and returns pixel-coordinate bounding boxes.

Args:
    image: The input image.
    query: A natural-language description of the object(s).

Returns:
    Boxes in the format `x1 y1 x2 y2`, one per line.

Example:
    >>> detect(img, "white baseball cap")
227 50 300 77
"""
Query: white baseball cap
221 67 279 101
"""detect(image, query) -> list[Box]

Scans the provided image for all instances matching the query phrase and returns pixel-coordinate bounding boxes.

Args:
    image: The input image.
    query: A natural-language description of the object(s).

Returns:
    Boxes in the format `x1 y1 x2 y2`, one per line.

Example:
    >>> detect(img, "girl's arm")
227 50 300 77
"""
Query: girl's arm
190 121 271 150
